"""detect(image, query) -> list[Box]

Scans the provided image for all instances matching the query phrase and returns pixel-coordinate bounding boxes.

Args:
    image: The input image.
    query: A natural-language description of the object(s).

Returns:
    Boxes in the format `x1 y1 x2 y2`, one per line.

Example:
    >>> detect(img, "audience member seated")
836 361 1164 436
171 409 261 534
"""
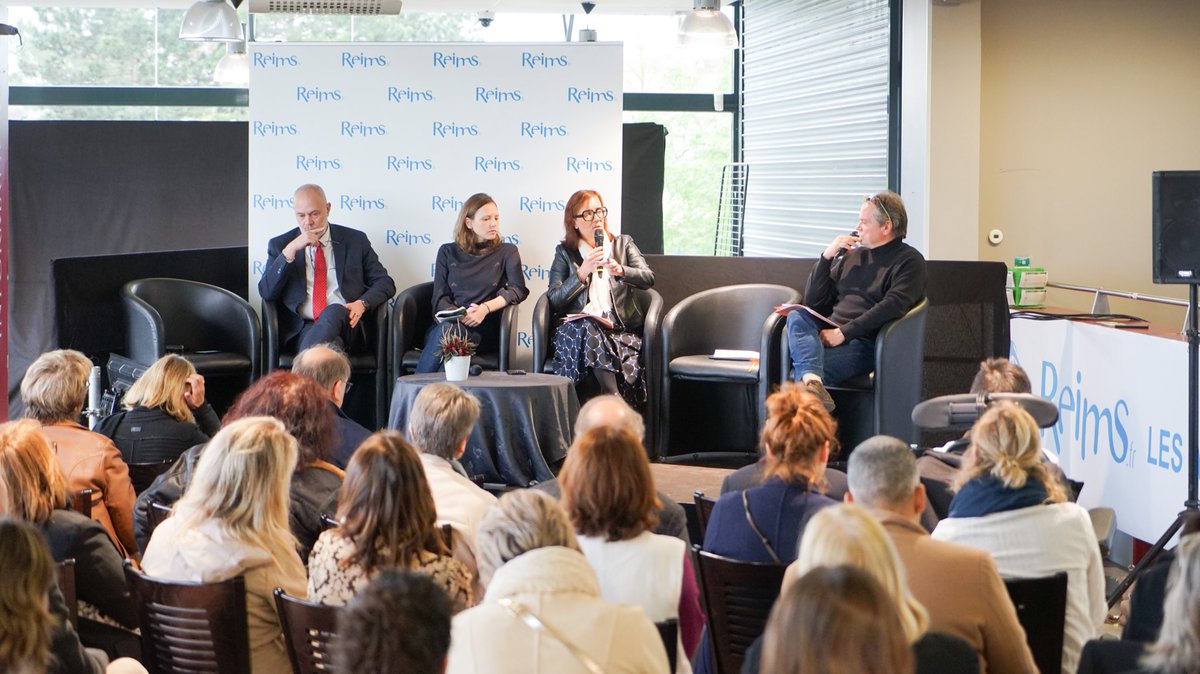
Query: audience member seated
760 565 914 674
932 403 1105 674
96 354 220 466
290 344 371 469
417 193 529 373
746 503 978 674
408 383 496 587
134 372 342 562
546 189 655 406
335 570 453 674
560 425 703 668
23 349 138 558
0 517 145 674
446 489 669 673
1122 512 1200 642
534 394 689 543
0 420 138 651
308 431 472 611
142 417 307 674
702 384 838 563
846 435 1036 673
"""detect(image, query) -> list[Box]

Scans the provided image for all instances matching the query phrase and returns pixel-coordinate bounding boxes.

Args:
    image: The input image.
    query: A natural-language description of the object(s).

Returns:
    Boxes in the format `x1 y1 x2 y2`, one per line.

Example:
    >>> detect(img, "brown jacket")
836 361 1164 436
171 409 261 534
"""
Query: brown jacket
42 421 138 558
878 511 1037 674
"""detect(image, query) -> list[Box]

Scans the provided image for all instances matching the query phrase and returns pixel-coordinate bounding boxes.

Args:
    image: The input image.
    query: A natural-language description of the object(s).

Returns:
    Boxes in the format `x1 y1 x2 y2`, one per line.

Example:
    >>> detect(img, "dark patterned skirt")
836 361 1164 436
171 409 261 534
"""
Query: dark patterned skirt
551 318 646 407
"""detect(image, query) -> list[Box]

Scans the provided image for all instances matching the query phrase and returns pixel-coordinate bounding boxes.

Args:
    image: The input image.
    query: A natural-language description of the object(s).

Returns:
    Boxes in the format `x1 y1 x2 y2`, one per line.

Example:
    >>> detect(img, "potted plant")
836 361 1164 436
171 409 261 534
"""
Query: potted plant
436 323 477 381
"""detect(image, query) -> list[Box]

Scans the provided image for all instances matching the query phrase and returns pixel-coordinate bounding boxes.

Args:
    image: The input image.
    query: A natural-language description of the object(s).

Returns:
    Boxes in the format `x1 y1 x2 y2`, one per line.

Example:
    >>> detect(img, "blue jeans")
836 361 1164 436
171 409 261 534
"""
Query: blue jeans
415 316 500 373
785 310 875 386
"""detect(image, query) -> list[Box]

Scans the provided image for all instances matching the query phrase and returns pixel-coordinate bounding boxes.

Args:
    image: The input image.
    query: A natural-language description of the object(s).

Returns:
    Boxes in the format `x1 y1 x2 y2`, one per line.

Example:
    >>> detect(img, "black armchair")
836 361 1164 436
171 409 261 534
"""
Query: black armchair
391 281 520 379
531 287 663 452
122 278 260 405
659 284 800 458
262 298 389 428
788 298 928 449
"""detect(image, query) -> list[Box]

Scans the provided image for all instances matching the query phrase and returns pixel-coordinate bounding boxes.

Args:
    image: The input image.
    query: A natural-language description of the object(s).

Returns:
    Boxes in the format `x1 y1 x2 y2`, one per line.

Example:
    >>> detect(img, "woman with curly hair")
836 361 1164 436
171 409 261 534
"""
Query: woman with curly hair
308 431 472 611
933 403 1105 674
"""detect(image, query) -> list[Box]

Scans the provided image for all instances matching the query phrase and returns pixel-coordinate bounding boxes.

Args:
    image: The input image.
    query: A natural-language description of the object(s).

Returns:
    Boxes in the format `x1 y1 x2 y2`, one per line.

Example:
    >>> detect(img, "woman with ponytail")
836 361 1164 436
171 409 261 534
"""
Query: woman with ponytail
933 403 1105 674
693 384 838 674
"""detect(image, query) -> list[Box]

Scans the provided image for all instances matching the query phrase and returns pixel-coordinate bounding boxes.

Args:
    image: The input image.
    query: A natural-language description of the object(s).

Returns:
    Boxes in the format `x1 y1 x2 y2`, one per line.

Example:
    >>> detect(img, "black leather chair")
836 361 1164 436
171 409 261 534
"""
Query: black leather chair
262 299 389 429
693 548 788 674
530 287 663 453
693 491 717 539
124 562 251 674
391 281 520 379
1005 572 1069 674
786 298 929 449
659 284 800 458
122 278 261 402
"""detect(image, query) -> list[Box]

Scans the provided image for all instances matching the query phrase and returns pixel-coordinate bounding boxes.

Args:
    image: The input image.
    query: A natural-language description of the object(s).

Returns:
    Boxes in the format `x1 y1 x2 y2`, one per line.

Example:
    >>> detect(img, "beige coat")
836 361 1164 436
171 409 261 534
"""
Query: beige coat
880 512 1038 674
43 420 138 557
447 546 670 674
142 517 308 674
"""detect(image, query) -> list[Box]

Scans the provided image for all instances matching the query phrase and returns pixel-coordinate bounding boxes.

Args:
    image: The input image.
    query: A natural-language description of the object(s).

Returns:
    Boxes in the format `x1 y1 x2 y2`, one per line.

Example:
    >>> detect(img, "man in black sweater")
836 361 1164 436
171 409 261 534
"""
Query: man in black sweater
787 191 926 411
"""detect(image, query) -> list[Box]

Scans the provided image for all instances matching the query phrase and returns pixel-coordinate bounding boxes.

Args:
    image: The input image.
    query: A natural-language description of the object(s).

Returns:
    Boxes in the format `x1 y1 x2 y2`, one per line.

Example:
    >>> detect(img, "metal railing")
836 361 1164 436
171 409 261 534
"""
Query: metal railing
1048 281 1192 332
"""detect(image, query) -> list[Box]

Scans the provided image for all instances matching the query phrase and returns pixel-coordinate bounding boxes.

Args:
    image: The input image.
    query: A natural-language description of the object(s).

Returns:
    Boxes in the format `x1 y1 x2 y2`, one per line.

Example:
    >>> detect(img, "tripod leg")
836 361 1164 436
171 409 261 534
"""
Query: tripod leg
1106 512 1186 608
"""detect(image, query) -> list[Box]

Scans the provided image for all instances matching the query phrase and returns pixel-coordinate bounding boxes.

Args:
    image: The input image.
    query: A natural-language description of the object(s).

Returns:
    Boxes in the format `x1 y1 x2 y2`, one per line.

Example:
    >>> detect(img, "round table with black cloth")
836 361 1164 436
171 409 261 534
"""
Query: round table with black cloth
388 372 579 487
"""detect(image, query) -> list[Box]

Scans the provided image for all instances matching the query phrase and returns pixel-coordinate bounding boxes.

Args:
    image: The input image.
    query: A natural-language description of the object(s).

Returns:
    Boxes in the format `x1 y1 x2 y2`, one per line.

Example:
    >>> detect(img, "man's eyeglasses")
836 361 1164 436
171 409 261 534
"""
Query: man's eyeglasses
574 207 608 222
866 195 891 225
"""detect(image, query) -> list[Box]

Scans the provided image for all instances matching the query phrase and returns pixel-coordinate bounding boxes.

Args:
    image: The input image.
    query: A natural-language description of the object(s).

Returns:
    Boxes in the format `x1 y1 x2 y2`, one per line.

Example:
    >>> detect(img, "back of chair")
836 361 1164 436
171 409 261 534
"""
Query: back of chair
71 488 95 517
128 460 178 495
870 297 928 443
661 284 799 363
146 501 174 537
319 513 341 531
1004 572 1068 674
693 491 717 539
656 619 678 674
274 588 340 674
391 282 435 380
694 548 787 674
124 562 252 674
56 558 78 630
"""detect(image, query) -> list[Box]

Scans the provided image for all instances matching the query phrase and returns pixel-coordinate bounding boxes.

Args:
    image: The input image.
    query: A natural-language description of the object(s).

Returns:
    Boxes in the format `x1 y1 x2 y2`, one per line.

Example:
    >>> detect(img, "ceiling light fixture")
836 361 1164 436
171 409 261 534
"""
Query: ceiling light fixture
678 0 738 49
180 0 244 42
213 26 249 85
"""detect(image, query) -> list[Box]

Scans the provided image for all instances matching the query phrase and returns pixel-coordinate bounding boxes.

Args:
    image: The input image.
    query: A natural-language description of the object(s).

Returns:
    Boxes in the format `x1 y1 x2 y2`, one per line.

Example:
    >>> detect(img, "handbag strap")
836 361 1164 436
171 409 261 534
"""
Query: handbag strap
499 598 605 674
742 490 783 564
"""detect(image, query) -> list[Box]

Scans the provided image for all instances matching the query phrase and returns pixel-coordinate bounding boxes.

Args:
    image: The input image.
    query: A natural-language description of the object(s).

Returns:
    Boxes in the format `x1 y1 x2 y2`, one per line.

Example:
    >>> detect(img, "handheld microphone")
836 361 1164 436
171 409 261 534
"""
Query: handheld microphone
836 231 860 258
468 364 483 377
594 229 605 277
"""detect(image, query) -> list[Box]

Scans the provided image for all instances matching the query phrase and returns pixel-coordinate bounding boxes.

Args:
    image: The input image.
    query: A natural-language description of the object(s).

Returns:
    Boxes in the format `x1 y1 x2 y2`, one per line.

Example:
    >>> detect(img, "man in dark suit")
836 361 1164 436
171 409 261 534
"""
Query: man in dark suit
290 343 372 469
259 183 396 352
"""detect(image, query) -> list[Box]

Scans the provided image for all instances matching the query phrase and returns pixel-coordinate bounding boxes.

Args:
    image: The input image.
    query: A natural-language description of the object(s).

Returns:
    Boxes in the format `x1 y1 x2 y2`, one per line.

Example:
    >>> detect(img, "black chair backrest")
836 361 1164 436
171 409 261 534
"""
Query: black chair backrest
661 284 799 360
693 491 717 539
124 562 252 674
694 548 787 674
71 488 95 517
1004 572 1069 674
123 278 261 373
319 513 341 531
656 618 678 674
56 558 78 630
146 501 174 537
274 588 340 674
128 460 178 495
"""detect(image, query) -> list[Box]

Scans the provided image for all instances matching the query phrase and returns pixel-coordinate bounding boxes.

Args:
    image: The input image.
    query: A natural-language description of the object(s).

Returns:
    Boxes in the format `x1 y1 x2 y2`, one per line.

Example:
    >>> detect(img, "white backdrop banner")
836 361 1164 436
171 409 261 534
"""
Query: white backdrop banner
1010 319 1194 542
248 42 624 366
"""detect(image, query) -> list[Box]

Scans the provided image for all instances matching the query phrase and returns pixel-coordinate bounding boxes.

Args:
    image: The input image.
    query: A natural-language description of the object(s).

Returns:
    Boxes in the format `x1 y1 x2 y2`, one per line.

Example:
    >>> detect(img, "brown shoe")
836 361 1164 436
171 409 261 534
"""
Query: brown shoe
805 379 836 413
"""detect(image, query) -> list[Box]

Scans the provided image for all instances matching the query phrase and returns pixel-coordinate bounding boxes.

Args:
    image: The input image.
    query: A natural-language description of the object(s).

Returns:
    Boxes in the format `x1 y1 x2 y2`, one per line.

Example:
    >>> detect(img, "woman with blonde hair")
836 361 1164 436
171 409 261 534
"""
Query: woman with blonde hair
22 349 138 558
761 565 913 674
933 403 1105 674
97 354 220 466
0 419 138 643
560 425 703 669
416 193 529 373
747 503 976 674
142 417 307 674
308 431 472 610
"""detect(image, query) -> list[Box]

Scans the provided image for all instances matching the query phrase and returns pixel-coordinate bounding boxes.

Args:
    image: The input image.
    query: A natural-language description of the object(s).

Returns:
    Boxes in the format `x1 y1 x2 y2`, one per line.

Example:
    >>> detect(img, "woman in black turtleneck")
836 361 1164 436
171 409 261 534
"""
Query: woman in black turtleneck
416 193 530 373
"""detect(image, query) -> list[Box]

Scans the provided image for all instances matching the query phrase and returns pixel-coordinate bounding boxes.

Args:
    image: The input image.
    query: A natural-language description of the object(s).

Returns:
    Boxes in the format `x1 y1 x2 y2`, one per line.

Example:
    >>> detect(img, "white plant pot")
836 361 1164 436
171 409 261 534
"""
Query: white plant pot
445 355 471 382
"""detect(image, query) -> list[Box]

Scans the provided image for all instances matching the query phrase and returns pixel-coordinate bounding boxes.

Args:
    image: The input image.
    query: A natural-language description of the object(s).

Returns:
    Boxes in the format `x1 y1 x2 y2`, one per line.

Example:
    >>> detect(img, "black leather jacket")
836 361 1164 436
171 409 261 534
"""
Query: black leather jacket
546 235 655 331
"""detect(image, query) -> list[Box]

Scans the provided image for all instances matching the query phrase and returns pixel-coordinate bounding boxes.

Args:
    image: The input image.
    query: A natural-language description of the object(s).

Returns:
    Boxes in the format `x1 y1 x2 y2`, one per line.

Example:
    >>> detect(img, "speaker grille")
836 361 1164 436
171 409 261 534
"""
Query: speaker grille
1153 171 1200 284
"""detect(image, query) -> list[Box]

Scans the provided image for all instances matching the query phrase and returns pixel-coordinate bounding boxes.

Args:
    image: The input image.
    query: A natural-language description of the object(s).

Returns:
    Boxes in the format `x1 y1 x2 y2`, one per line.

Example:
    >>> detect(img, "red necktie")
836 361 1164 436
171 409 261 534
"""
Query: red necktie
313 244 327 319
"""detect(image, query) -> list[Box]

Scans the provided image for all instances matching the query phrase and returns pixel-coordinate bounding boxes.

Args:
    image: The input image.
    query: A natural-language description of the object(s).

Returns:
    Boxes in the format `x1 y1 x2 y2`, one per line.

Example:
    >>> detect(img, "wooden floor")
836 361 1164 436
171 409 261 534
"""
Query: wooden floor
650 463 734 503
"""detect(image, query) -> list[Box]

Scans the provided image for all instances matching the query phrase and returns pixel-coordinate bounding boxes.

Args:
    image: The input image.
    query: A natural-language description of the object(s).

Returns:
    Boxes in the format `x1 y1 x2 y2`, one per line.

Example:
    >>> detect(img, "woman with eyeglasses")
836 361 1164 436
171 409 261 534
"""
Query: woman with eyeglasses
546 190 655 406
416 193 529 373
